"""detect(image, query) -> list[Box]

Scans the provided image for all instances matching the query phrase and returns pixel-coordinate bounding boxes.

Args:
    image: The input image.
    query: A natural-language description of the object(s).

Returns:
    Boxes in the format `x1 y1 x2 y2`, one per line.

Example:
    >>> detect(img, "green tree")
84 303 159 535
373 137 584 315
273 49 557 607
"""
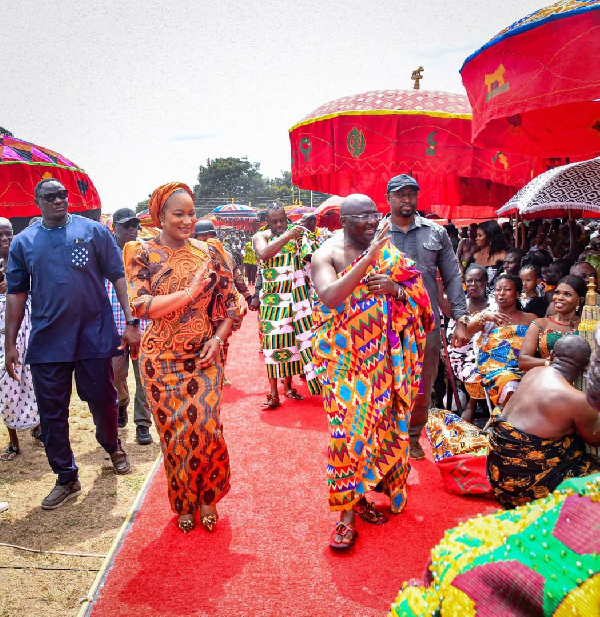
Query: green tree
136 199 149 214
0 126 14 137
195 157 266 203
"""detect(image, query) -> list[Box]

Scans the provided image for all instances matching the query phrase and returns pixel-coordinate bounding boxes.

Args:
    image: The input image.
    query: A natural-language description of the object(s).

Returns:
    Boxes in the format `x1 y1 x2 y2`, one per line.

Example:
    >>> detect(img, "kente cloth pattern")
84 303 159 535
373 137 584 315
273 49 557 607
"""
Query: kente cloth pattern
0 295 38 429
147 182 194 228
477 323 528 406
125 237 240 515
390 473 600 617
312 240 434 512
426 409 489 463
259 230 320 394
487 411 600 509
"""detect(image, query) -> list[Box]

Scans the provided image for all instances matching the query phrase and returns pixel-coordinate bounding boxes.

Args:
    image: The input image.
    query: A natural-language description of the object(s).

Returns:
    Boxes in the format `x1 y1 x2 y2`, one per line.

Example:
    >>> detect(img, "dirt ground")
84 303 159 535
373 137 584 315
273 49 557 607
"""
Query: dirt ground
0 373 161 617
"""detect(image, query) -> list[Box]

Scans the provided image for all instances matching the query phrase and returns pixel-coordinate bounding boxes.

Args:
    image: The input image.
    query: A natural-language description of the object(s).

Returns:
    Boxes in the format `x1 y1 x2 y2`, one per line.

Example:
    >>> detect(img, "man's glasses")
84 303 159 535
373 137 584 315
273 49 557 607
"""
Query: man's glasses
345 212 383 222
40 190 68 203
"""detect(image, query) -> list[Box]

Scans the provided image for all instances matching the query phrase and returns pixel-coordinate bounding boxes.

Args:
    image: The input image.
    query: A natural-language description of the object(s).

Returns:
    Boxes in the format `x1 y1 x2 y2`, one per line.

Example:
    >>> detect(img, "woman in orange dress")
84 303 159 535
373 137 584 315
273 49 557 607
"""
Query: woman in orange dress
125 183 240 533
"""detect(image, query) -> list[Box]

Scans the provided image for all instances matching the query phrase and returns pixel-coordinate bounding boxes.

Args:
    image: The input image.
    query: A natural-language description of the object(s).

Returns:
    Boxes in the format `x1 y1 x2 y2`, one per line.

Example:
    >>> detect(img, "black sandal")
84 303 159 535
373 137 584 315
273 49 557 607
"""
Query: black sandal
0 444 20 461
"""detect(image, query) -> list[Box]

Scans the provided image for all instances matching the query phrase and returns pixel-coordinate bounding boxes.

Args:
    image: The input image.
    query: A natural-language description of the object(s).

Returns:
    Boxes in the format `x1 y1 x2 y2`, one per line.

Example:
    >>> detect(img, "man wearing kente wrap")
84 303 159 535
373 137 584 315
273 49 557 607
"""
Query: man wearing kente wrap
487 335 600 509
252 203 320 408
311 194 434 550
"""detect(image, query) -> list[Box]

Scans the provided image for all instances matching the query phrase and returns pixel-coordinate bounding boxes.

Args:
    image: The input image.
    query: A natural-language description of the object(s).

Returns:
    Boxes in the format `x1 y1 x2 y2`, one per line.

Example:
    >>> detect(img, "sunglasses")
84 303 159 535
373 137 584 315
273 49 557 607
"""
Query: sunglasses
345 212 383 222
40 189 68 203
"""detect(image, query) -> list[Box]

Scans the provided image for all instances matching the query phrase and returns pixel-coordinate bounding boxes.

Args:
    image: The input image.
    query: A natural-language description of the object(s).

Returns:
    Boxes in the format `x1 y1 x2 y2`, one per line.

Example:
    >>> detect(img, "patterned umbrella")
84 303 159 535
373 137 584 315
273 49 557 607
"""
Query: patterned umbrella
461 0 600 158
284 204 316 221
289 89 535 219
497 156 600 218
0 135 101 218
211 203 257 220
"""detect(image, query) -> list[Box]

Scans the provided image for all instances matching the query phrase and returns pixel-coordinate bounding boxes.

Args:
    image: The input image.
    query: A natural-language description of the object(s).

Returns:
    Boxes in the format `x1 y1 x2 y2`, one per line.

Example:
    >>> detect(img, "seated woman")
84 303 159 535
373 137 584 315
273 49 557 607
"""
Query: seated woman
488 335 600 508
466 274 536 408
519 275 585 371
467 220 507 292
447 265 492 423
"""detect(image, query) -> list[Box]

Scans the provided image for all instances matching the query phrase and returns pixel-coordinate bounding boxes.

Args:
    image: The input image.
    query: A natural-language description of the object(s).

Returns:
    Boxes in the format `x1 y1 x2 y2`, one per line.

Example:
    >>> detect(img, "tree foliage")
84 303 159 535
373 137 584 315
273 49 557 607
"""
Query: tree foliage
0 126 14 137
136 199 149 214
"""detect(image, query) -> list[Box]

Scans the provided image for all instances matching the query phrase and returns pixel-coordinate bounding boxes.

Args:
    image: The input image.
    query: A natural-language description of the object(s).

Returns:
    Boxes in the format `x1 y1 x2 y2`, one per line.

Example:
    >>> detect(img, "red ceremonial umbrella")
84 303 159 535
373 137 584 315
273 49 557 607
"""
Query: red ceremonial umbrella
460 0 600 158
289 89 535 219
0 135 101 220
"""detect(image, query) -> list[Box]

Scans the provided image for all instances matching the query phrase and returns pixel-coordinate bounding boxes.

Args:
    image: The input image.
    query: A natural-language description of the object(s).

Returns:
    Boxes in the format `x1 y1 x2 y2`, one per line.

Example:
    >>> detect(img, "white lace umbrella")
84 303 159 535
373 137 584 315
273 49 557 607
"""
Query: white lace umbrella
497 157 600 219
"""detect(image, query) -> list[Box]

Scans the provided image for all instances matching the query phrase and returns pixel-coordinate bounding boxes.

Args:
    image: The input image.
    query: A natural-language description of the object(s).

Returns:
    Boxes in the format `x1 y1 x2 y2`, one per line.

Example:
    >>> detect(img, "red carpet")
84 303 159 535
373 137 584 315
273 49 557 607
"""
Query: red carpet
87 315 499 617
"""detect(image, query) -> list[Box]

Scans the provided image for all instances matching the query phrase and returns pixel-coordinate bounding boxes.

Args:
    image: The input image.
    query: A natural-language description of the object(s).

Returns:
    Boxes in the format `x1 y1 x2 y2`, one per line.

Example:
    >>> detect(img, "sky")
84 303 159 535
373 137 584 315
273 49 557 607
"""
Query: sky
2 0 547 212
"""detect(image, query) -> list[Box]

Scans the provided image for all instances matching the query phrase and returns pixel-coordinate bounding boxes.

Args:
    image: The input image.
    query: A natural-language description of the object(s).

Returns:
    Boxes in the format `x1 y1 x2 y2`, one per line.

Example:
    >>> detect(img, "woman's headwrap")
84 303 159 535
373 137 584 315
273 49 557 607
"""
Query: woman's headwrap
148 182 194 227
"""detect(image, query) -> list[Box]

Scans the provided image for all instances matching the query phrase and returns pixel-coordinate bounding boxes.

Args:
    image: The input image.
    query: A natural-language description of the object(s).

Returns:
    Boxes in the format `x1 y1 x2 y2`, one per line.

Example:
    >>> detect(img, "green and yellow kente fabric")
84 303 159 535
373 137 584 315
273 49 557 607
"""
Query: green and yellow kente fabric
259 229 320 394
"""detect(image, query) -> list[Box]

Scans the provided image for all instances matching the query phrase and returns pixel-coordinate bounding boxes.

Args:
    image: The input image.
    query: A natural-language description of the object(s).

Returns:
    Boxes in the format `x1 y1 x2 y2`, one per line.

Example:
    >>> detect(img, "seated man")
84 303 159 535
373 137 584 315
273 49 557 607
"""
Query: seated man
487 335 600 508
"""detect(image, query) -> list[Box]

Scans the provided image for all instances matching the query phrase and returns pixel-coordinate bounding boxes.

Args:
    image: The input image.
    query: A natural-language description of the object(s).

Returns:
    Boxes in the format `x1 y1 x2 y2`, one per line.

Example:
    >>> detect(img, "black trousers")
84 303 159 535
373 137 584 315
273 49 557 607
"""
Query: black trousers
30 358 119 485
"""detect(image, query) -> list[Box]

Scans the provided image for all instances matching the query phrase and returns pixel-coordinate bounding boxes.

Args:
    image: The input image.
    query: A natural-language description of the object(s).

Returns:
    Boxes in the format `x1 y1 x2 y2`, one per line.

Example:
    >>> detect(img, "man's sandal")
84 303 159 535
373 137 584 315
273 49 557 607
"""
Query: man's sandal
30 426 44 448
330 522 358 550
261 394 281 409
354 498 388 525
284 388 303 400
0 445 20 461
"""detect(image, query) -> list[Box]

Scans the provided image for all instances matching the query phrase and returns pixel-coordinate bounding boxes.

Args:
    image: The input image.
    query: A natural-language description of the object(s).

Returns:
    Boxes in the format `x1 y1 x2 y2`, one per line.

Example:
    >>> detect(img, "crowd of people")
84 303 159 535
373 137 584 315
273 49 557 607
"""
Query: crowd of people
1 174 599 552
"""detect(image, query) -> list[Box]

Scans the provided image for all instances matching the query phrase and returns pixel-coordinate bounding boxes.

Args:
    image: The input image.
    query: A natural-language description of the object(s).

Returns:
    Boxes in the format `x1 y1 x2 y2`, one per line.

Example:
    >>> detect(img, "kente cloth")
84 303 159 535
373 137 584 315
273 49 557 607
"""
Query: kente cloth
312 240 434 512
125 237 241 515
477 323 528 406
242 241 257 265
0 295 38 430
147 182 194 227
426 409 489 463
487 411 600 509
529 322 577 359
259 229 320 394
390 473 600 617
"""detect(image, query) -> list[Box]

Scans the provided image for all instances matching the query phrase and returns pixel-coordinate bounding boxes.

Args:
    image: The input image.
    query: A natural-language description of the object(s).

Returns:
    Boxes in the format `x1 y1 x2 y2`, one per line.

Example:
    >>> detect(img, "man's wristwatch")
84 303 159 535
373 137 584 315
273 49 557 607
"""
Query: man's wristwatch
126 319 140 327
457 315 471 327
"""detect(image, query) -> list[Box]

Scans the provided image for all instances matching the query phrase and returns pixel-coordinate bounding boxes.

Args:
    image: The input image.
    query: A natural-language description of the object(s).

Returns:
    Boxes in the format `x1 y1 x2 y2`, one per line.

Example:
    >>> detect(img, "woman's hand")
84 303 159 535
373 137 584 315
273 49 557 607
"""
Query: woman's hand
198 337 221 369
484 311 511 327
187 260 211 299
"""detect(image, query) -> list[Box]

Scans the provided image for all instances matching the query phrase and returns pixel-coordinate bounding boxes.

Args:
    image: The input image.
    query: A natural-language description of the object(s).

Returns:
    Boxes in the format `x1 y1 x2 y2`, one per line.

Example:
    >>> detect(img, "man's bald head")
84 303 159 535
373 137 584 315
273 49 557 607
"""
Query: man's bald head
340 194 376 216
553 335 591 373
571 261 597 284
0 217 12 229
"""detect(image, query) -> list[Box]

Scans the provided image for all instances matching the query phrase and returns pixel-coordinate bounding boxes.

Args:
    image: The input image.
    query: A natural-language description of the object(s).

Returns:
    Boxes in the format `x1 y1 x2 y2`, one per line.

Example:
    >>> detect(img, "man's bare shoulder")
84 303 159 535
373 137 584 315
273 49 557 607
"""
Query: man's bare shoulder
253 229 272 241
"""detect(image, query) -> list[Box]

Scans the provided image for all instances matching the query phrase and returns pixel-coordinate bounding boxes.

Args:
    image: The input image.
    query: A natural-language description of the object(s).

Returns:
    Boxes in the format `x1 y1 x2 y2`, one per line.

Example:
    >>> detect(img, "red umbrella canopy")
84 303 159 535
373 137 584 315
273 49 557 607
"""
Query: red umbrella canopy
0 135 101 218
461 0 600 158
289 89 534 219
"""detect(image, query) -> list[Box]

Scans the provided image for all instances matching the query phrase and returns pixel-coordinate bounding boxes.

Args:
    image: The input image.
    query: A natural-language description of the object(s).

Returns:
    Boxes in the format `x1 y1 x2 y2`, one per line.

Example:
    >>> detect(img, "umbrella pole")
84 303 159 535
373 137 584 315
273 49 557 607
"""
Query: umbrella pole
514 212 519 247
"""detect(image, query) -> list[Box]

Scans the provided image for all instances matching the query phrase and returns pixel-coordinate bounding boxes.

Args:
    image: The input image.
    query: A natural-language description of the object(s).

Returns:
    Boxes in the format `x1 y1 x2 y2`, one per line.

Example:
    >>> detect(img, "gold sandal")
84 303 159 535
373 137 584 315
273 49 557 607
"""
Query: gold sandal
201 514 218 532
177 515 196 533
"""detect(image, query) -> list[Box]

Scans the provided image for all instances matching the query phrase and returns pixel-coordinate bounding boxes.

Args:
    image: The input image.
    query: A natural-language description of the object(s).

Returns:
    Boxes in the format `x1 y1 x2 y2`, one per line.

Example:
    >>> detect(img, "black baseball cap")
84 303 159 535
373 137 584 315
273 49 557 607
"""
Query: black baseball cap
387 174 420 193
113 208 140 225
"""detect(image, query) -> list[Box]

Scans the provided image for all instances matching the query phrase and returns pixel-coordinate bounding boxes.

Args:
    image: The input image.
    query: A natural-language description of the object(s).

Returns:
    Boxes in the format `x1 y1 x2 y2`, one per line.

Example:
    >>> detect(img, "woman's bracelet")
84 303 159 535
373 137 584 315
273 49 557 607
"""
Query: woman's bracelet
477 312 486 326
185 288 194 302
212 335 224 348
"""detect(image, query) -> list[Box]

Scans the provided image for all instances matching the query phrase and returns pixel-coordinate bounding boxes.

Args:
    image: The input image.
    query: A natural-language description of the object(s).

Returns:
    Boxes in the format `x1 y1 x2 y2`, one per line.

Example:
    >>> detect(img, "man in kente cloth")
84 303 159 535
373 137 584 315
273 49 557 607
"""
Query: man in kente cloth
488 335 600 509
311 194 434 550
253 203 320 407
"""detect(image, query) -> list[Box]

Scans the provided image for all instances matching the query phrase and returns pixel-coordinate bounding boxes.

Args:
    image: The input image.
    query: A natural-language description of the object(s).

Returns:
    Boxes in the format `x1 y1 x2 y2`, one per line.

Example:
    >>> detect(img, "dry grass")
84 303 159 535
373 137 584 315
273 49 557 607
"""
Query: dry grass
0 373 160 617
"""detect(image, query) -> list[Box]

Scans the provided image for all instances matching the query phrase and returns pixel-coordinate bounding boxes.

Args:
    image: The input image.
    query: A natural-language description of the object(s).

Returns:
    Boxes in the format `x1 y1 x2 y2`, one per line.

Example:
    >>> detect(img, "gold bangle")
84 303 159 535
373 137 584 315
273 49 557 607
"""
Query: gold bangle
544 359 550 366
185 288 194 302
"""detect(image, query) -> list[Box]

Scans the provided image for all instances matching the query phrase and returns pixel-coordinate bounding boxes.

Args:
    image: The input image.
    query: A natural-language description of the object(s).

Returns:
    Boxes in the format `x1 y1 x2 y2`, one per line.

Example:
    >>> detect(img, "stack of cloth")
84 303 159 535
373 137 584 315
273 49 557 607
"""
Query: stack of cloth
426 409 493 496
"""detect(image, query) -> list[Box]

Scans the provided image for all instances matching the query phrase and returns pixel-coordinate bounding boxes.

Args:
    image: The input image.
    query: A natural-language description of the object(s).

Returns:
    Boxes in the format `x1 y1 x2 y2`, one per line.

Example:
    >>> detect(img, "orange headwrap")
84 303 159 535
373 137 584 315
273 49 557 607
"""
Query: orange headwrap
148 182 194 227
